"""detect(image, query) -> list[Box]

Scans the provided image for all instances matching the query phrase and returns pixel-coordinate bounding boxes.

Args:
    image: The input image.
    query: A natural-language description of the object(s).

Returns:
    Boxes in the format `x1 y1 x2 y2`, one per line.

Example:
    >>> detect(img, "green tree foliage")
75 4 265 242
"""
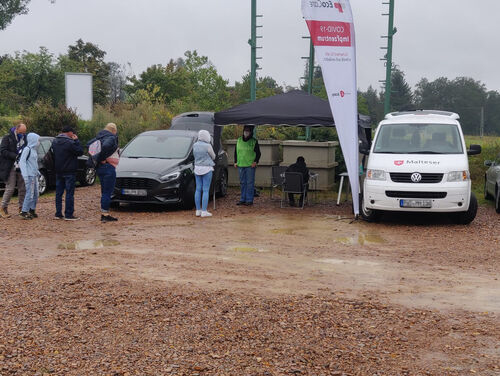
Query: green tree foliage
388 67 413 111
0 0 29 30
232 73 283 104
23 99 78 136
62 39 111 105
360 86 384 126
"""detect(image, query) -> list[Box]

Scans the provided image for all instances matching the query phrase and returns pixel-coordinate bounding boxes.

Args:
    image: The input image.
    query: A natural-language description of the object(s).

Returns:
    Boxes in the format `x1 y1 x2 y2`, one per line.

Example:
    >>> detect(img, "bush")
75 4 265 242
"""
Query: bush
23 100 79 137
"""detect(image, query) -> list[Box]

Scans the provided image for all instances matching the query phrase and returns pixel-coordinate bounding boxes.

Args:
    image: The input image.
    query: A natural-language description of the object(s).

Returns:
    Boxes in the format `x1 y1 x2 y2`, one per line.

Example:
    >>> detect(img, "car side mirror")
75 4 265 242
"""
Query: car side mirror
467 144 481 156
484 160 493 167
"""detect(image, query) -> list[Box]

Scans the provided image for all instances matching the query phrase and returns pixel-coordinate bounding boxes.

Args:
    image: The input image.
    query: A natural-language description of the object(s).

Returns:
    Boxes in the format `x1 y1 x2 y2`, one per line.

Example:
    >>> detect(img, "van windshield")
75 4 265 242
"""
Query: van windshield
373 123 463 154
121 135 193 159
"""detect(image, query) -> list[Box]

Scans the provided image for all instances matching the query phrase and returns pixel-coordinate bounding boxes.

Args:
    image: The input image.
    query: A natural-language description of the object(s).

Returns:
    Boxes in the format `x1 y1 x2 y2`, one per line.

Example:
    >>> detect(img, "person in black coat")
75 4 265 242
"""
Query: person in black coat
0 123 27 217
51 126 83 220
286 156 309 207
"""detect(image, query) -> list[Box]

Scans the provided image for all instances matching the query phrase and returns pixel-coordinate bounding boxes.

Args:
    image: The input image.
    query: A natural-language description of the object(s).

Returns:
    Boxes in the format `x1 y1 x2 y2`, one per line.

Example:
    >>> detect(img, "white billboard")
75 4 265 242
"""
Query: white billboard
65 73 93 121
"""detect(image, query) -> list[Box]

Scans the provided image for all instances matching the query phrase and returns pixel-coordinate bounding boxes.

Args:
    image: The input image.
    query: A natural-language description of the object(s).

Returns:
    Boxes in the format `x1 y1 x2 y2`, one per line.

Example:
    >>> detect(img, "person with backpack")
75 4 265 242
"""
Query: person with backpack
0 123 27 218
87 123 119 222
18 133 40 219
52 126 83 220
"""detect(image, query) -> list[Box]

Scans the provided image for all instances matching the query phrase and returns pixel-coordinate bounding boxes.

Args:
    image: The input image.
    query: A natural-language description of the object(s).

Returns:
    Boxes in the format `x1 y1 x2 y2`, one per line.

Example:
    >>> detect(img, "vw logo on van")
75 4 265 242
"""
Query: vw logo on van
411 172 422 183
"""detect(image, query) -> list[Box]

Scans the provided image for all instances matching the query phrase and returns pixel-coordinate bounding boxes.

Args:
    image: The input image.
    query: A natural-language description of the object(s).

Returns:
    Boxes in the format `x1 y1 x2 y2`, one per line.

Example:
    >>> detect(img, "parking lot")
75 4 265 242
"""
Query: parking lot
0 185 499 375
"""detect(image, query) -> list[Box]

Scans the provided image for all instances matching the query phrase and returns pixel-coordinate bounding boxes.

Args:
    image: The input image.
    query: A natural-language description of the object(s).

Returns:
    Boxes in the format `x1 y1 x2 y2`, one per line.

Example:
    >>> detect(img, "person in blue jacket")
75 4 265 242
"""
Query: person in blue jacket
87 123 119 222
51 126 83 220
19 132 40 219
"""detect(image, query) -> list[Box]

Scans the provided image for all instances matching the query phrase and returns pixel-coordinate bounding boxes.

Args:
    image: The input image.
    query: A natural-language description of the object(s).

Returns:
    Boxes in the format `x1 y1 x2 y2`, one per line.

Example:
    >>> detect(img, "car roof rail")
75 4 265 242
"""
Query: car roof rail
385 110 460 120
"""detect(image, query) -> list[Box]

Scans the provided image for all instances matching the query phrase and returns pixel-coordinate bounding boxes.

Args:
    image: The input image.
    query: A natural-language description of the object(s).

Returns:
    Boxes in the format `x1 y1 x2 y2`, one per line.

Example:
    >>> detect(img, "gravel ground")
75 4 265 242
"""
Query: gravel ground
0 185 499 375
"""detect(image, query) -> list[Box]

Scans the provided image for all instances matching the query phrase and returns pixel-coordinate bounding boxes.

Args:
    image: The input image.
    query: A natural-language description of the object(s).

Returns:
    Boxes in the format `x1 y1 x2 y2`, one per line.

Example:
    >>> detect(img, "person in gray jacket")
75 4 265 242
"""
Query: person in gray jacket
18 133 40 219
193 130 215 218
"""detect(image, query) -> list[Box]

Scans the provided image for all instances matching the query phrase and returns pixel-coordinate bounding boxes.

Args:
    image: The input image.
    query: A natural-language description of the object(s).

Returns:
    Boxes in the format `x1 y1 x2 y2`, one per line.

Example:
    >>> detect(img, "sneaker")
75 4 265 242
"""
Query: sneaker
200 211 212 218
101 214 118 222
64 215 80 221
29 210 38 218
0 207 10 218
54 214 64 220
19 211 32 220
236 201 245 206
244 202 253 206
195 210 201 217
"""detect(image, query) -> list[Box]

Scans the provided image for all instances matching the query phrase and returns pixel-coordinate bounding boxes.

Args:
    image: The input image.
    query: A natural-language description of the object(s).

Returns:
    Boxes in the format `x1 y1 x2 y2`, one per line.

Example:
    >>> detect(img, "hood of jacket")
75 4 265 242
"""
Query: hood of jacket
26 133 40 149
197 130 211 144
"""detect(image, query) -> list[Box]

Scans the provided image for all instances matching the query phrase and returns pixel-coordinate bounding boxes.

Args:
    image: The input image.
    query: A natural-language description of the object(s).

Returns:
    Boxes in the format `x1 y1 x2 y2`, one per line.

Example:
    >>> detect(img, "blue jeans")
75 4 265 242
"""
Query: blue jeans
55 174 76 217
238 167 256 203
21 176 38 212
97 163 116 212
195 171 213 211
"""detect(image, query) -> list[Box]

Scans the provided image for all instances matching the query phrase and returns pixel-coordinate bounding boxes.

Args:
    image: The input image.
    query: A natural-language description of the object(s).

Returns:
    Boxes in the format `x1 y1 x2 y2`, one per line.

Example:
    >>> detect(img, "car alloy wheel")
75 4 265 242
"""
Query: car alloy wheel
85 167 96 185
38 173 47 195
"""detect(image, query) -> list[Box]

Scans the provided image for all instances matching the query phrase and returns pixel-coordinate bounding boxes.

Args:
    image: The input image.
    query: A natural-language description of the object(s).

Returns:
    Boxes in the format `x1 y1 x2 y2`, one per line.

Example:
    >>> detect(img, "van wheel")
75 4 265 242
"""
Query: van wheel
360 193 381 222
182 179 195 210
456 193 478 224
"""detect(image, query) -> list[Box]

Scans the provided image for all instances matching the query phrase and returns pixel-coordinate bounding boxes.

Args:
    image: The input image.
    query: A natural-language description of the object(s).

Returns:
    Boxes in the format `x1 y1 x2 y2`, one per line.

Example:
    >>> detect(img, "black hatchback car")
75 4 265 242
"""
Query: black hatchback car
0 136 96 195
111 129 228 209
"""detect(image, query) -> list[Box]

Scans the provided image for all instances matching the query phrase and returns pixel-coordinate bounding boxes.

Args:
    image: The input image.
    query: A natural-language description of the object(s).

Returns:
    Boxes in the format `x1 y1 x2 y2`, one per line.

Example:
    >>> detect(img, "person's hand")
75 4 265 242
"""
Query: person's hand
251 162 257 168
71 134 78 140
234 163 238 168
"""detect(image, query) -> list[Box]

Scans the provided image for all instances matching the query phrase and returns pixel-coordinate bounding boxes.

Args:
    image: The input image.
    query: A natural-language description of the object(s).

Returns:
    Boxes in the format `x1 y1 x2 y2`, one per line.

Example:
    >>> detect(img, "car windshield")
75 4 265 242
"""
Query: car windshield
373 123 463 154
121 134 193 159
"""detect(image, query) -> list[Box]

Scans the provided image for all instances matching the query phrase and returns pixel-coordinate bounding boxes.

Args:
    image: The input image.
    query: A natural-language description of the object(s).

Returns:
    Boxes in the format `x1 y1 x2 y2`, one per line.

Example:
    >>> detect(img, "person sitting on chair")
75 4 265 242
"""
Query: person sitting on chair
286 156 309 207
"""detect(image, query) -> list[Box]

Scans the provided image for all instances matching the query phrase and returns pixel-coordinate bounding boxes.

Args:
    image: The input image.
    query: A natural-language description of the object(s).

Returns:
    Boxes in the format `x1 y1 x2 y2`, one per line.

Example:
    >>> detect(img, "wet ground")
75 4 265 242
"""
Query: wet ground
0 185 499 375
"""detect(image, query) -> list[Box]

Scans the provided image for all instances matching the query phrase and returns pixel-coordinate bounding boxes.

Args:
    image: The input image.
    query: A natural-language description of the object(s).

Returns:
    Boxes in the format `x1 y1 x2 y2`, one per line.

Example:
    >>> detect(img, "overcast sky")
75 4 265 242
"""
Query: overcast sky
1 0 499 93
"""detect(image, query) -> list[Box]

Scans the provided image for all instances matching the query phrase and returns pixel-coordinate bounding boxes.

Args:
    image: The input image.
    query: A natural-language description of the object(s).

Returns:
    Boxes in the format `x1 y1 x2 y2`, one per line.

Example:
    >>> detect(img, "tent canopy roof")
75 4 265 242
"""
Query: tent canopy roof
214 90 335 127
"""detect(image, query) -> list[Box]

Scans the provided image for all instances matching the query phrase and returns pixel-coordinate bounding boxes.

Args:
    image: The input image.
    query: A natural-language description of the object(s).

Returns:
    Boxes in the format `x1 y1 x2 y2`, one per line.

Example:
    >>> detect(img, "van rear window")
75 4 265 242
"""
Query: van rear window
373 123 463 154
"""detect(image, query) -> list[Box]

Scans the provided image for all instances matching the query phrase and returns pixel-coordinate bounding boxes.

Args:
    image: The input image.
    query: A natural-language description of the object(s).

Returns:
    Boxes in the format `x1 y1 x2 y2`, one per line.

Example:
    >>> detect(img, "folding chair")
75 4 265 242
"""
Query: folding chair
281 172 307 209
270 165 287 200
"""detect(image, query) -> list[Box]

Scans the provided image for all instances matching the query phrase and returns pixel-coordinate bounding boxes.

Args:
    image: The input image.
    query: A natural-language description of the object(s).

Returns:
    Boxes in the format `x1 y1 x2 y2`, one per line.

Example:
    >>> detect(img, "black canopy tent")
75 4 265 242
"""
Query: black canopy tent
214 90 335 127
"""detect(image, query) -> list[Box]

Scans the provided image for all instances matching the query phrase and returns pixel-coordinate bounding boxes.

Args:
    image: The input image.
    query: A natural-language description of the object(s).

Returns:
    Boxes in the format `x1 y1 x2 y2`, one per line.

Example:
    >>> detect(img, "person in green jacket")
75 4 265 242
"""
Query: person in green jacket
234 126 261 206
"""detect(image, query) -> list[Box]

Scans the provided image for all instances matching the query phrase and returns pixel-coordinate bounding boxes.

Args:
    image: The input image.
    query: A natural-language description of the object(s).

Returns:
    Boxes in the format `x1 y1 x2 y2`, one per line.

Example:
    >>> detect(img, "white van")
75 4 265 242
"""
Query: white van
361 110 481 224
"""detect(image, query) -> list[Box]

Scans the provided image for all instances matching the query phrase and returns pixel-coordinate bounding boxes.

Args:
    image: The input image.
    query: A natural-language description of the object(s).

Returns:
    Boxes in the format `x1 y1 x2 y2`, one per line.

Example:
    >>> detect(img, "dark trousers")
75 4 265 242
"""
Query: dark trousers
55 174 76 217
288 186 308 206
238 167 256 203
96 163 116 212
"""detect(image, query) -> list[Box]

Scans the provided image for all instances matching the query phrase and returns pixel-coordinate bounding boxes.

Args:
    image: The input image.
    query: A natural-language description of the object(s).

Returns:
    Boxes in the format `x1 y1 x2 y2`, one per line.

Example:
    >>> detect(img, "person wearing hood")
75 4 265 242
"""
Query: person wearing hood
18 133 40 219
285 156 309 207
234 125 261 206
193 129 215 217
87 123 119 222
0 123 27 218
51 126 83 220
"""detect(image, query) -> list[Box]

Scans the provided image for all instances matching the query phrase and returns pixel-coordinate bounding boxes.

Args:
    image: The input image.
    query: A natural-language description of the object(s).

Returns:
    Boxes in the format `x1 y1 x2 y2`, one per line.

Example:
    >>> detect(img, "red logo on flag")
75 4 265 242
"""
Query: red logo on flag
340 91 345 97
334 3 343 13
394 160 404 166
306 21 352 47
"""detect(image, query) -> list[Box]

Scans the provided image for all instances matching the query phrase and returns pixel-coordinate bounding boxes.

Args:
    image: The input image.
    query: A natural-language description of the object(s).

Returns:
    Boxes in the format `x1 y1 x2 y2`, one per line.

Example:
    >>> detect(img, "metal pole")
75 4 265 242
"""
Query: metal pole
383 0 395 115
250 0 257 102
306 39 314 141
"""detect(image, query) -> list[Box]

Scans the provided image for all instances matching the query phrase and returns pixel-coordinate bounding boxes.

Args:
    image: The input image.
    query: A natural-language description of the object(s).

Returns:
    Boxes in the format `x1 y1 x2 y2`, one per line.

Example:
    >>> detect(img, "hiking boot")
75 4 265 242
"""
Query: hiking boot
101 214 118 222
0 207 10 218
29 209 38 218
19 211 32 220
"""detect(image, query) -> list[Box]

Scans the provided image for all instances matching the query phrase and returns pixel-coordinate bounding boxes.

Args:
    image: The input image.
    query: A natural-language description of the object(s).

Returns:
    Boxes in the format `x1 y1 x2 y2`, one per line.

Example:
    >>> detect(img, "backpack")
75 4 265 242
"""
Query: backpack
87 138 102 168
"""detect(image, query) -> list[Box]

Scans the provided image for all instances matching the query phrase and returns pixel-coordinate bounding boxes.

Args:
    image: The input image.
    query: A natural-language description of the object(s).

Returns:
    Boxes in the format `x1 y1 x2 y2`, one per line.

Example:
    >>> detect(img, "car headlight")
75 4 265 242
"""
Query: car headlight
160 171 181 182
447 170 470 182
366 169 386 181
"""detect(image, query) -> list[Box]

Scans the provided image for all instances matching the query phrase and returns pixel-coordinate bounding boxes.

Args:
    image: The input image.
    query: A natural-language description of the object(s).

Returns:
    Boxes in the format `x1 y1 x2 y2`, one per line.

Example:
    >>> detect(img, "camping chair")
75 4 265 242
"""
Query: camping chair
281 172 308 209
270 165 287 200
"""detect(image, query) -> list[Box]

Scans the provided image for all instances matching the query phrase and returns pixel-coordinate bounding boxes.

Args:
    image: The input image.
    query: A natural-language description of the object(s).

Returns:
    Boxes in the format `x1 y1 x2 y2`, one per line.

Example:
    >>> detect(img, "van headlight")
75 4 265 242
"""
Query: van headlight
160 171 181 182
447 170 470 182
366 169 386 181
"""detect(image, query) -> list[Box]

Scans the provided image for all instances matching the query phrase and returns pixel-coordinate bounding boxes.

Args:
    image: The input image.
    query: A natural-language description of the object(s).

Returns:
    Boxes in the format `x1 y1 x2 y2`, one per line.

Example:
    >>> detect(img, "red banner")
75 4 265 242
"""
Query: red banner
306 20 352 47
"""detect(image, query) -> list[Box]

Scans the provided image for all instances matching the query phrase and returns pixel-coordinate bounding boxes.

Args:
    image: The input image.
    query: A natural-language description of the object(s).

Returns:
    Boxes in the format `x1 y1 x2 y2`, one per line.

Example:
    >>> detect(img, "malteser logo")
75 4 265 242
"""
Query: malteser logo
309 1 344 12
394 160 404 166
332 90 351 98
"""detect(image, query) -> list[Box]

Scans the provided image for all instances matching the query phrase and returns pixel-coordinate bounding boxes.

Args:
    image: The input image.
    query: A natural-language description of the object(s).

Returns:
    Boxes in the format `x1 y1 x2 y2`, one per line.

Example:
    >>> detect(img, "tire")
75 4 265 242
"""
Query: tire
456 192 478 224
38 172 48 196
360 192 381 222
182 179 195 210
484 177 492 200
110 201 120 209
80 167 96 186
496 190 500 214
216 169 228 198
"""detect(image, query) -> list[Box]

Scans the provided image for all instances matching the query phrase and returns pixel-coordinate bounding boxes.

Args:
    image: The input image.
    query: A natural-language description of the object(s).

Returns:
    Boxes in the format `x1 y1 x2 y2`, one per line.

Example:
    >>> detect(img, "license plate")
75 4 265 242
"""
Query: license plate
400 199 432 208
122 189 147 196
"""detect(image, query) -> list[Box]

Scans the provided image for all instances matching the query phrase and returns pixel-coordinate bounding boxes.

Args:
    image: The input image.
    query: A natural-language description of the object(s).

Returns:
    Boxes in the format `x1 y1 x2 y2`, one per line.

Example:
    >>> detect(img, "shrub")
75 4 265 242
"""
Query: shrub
23 99 79 136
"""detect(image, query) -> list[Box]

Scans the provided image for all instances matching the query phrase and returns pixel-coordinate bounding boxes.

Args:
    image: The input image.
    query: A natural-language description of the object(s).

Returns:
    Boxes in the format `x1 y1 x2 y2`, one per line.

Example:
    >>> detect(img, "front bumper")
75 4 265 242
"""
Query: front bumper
112 177 183 205
363 179 471 212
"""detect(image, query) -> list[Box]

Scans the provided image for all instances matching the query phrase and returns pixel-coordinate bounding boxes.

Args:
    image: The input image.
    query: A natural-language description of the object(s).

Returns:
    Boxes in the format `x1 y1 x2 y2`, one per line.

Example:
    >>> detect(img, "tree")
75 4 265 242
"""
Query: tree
360 86 384 125
232 73 283 105
108 62 127 104
0 0 55 30
388 67 413 111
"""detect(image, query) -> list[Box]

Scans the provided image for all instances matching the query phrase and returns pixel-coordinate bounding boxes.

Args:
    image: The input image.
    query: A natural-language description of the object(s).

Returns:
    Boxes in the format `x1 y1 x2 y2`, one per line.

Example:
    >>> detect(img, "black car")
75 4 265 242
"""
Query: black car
0 136 96 195
111 129 228 209
36 136 96 195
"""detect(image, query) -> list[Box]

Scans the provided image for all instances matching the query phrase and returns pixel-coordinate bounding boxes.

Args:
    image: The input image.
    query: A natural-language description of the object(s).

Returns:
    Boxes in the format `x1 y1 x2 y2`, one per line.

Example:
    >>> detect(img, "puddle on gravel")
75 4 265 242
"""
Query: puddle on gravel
335 233 385 246
58 239 121 251
315 258 381 267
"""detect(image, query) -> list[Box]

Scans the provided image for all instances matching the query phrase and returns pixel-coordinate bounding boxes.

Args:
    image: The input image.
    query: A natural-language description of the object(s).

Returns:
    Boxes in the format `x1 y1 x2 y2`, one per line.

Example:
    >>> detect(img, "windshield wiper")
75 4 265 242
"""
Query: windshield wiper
406 151 443 154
